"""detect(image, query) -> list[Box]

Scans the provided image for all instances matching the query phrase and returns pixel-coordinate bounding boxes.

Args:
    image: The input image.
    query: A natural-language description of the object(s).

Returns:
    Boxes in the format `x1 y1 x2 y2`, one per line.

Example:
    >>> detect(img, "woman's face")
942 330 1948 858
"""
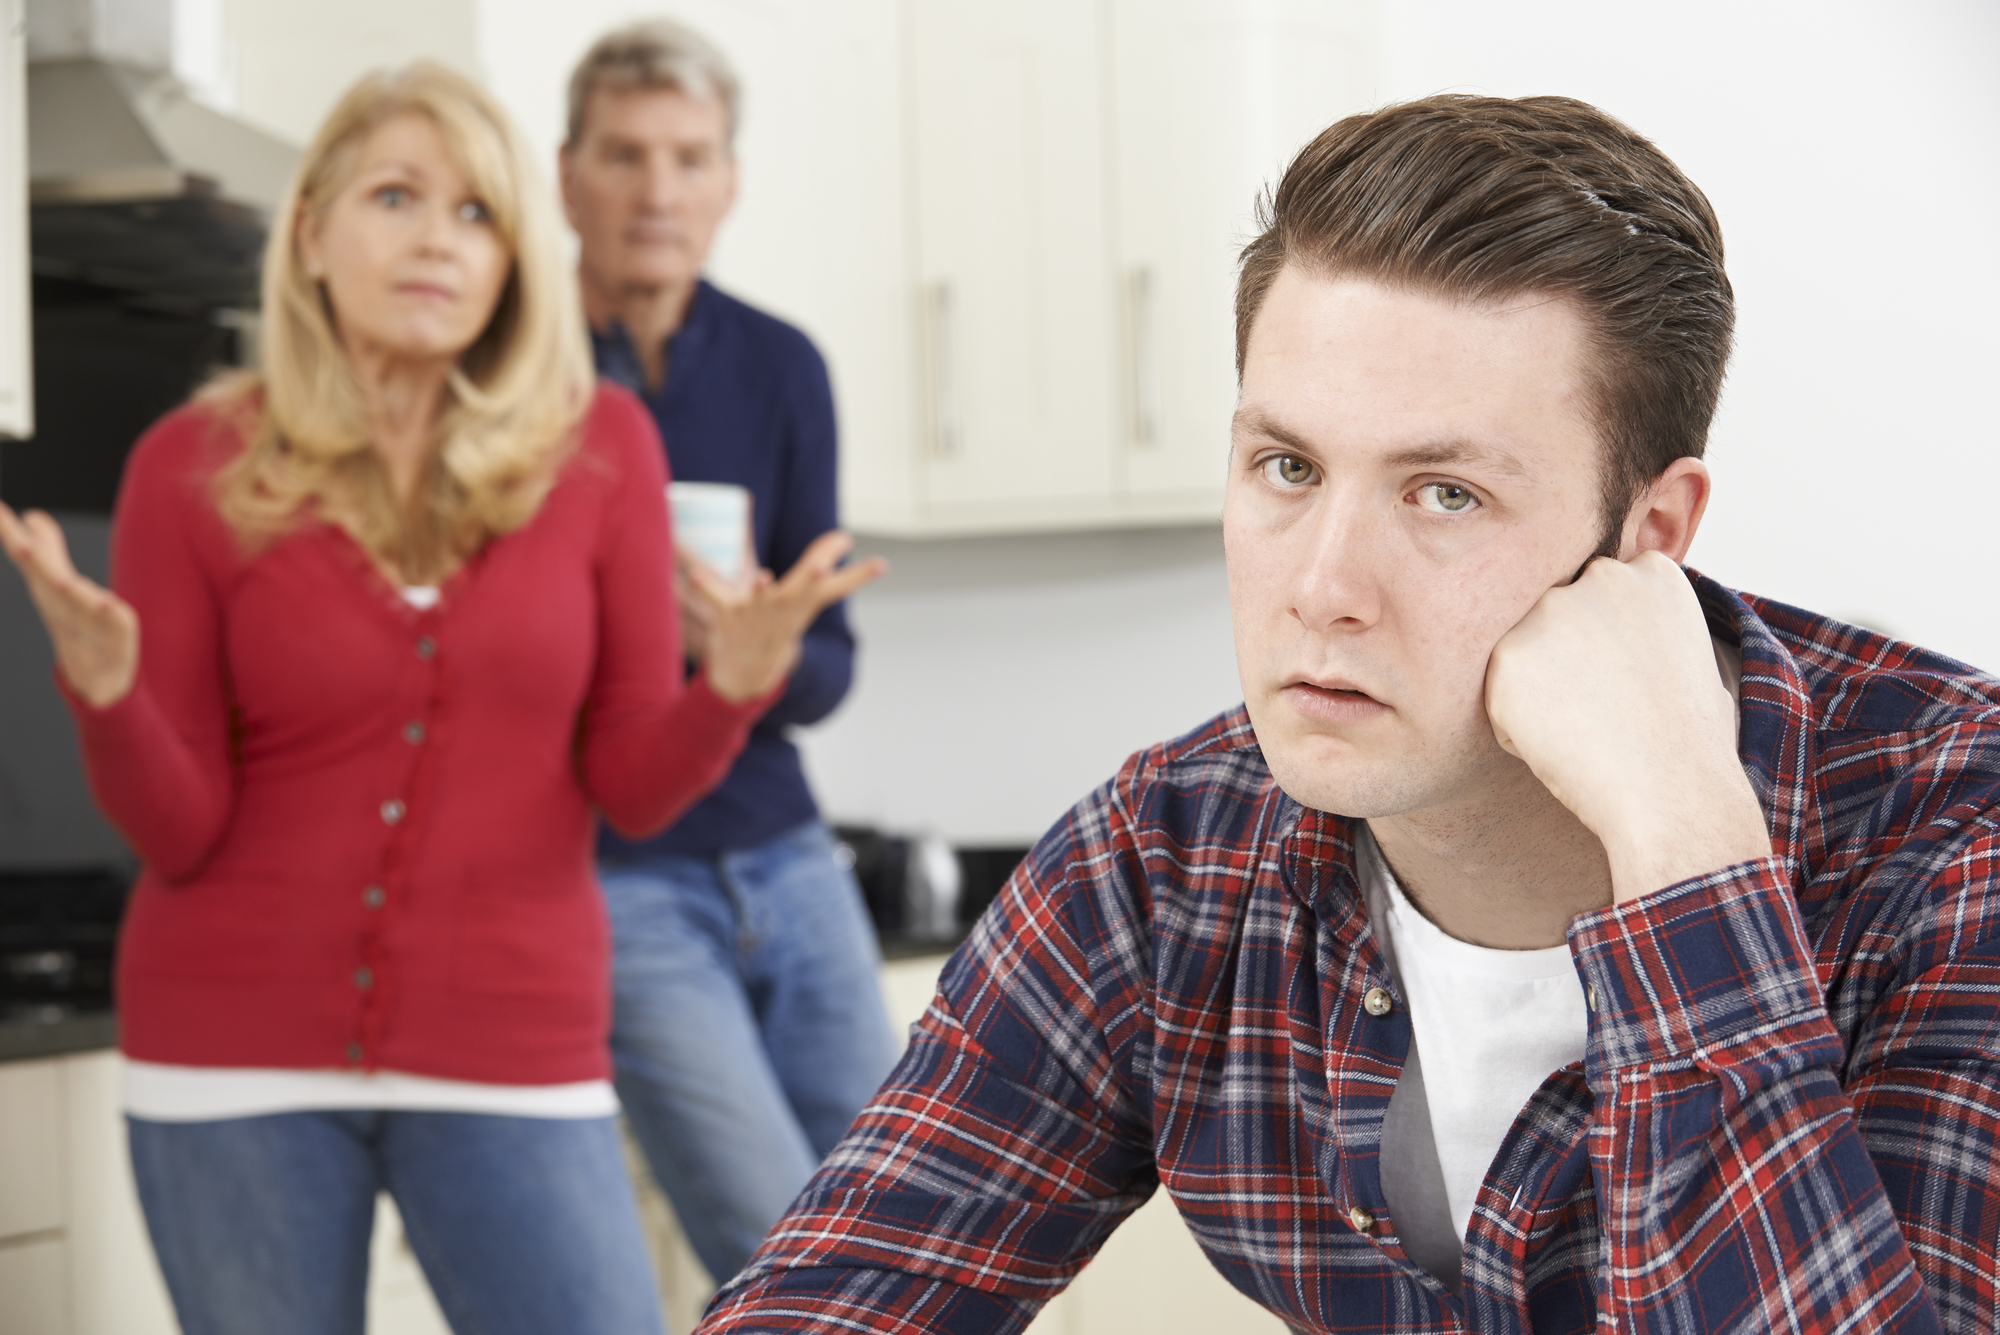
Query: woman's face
299 113 512 369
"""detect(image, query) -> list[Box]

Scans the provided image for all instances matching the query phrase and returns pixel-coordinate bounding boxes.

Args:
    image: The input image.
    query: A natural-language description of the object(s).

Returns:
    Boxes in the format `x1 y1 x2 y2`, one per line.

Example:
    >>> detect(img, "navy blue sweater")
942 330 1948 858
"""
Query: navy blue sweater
593 280 853 859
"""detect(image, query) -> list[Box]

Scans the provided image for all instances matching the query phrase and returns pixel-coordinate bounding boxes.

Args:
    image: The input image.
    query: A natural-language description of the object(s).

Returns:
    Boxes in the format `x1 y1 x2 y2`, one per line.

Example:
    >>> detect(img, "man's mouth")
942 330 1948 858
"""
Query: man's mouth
1280 678 1389 722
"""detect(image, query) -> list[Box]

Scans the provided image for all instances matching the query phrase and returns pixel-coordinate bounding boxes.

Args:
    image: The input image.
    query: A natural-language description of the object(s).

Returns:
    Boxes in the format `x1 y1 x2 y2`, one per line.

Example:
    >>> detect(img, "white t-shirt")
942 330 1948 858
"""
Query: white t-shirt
1357 827 1589 1294
122 584 618 1124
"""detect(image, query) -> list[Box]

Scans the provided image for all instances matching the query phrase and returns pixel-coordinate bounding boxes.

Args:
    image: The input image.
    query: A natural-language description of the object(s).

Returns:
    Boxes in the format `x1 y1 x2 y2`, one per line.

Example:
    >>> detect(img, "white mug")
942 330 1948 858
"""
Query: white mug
667 482 752 583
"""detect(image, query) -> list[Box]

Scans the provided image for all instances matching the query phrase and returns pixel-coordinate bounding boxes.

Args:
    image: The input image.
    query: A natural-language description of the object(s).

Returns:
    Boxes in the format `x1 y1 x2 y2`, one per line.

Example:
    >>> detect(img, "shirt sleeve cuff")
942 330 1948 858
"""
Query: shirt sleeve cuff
686 668 787 726
51 663 147 749
1567 856 1842 1077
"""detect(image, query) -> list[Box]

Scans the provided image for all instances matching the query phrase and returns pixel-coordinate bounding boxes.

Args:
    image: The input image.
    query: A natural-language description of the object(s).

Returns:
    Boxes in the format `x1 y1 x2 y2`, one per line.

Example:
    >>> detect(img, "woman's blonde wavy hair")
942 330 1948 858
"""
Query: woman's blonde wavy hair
209 61 593 583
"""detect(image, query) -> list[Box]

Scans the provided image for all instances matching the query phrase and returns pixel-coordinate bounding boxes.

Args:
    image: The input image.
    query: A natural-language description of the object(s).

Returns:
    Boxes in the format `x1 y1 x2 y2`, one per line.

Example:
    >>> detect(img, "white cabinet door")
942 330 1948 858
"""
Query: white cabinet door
0 1060 63 1240
0 1237 71 1335
906 0 1118 523
0 0 32 442
1104 0 1378 510
58 1052 179 1335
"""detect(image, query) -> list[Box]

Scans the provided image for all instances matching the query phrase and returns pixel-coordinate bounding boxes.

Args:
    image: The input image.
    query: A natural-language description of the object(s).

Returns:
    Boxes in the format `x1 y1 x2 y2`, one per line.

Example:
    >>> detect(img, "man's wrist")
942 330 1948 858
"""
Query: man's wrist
1598 768 1770 903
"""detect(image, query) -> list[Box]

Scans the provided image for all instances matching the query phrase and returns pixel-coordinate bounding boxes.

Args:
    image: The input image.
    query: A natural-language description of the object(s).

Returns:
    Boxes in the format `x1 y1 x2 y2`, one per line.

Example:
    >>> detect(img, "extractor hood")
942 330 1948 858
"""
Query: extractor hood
27 56 296 212
25 57 296 309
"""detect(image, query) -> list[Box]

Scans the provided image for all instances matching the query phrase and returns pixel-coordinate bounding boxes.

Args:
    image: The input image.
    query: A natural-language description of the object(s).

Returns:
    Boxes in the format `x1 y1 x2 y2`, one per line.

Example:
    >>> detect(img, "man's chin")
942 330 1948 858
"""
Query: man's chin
1248 712 1410 819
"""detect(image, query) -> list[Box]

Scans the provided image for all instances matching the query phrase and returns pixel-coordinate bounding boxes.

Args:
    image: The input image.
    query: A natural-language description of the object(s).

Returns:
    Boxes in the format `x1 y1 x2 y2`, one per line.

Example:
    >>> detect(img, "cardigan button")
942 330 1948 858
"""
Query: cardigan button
381 799 406 825
1363 986 1394 1017
363 885 387 909
1348 1205 1375 1233
402 720 426 745
354 967 374 990
345 1042 363 1063
415 636 437 660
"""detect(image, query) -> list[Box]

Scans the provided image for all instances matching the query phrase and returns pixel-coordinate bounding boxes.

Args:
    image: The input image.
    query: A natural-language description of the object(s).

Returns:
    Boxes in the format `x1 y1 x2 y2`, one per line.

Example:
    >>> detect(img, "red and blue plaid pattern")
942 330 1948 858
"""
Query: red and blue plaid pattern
700 574 2000 1333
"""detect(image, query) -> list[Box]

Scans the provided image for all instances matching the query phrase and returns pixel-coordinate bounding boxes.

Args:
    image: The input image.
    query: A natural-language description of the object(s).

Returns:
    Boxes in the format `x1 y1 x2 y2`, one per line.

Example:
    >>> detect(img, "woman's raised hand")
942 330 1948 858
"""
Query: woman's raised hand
689 530 886 704
0 503 139 709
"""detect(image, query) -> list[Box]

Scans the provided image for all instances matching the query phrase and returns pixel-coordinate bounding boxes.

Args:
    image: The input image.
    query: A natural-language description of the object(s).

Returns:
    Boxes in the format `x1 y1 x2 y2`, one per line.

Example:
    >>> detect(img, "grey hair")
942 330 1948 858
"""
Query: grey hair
565 18 741 146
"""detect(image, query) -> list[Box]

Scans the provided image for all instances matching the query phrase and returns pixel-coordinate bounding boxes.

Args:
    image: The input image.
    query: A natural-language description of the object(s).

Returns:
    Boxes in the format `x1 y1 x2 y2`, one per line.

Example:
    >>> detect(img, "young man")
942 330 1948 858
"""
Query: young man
559 21 899 1285
697 96 2000 1333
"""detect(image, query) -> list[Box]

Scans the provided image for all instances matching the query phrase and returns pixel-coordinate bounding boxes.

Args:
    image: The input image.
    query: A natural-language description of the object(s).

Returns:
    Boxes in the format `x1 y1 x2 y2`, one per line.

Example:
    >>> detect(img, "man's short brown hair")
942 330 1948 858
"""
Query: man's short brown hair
1237 95 1733 534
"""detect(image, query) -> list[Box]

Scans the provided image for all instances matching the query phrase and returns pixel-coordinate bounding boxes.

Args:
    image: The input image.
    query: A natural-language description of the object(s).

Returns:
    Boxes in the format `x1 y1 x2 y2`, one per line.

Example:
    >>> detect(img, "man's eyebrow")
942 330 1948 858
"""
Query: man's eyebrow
1230 409 1318 455
1381 441 1537 482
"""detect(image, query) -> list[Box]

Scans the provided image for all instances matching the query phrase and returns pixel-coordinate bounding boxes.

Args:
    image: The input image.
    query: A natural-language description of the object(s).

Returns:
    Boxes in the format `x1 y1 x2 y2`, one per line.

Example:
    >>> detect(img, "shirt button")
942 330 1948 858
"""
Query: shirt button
381 799 406 825
345 1042 363 1063
1348 1205 1375 1233
1363 986 1394 1017
1587 984 1600 1013
362 885 387 909
415 636 436 660
354 967 374 990
402 720 426 745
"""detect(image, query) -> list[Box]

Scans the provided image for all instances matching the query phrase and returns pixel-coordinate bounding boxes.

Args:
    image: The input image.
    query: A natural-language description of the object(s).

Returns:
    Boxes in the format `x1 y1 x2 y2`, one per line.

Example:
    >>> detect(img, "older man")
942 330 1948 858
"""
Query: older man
699 94 2000 1333
559 20 898 1286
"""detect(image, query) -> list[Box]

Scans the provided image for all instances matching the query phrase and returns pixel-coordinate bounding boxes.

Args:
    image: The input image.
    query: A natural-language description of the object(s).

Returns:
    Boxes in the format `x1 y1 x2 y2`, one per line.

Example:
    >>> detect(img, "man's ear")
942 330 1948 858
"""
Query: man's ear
1617 456 1711 564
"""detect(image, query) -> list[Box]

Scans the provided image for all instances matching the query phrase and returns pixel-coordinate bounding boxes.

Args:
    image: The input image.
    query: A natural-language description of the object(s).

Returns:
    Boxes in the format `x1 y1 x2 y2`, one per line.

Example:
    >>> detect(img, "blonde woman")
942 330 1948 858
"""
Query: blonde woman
0 63 875 1335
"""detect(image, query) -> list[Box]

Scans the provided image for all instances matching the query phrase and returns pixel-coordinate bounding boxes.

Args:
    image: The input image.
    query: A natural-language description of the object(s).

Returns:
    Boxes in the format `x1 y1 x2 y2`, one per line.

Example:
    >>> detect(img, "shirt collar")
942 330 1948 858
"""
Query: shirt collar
588 279 716 401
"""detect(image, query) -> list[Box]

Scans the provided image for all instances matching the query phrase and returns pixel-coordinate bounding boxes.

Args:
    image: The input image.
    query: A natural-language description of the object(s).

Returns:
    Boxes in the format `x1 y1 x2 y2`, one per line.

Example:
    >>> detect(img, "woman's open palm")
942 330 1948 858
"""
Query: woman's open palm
0 503 139 708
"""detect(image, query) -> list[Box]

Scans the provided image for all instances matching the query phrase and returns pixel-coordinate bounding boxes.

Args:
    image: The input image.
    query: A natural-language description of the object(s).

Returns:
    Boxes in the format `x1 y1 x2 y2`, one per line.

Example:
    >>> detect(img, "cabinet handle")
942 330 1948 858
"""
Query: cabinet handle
924 281 961 459
1127 266 1160 447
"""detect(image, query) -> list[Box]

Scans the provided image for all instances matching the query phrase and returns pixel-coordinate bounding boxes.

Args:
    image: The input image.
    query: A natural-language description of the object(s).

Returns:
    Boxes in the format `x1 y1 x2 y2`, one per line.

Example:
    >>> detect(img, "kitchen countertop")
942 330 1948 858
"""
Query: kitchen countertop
0 940 962 1065
0 1005 117 1063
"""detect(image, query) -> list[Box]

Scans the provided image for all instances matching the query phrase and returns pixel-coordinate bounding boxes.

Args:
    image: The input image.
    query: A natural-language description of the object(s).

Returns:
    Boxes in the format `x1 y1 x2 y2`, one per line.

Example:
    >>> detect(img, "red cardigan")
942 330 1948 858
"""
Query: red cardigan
68 385 765 1084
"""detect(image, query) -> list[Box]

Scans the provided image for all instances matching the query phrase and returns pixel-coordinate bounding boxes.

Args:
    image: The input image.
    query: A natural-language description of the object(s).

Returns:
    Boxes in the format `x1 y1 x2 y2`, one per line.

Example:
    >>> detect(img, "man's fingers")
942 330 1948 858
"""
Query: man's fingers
805 555 886 609
782 530 858 584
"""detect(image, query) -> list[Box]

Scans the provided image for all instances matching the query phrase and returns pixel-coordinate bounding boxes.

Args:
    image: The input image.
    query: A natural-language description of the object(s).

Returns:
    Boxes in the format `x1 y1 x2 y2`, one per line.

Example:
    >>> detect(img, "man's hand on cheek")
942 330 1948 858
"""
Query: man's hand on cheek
1484 550 1772 904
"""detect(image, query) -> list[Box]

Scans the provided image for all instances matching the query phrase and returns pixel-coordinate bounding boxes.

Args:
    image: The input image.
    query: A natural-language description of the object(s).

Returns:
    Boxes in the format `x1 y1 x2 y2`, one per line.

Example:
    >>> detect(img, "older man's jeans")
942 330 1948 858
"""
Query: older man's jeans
128 1109 663 1335
600 819 901 1283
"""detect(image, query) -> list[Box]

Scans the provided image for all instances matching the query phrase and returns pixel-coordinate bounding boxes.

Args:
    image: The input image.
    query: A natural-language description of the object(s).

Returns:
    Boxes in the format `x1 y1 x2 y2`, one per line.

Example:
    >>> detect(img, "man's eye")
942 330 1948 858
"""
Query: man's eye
1262 455 1316 487
1416 483 1479 514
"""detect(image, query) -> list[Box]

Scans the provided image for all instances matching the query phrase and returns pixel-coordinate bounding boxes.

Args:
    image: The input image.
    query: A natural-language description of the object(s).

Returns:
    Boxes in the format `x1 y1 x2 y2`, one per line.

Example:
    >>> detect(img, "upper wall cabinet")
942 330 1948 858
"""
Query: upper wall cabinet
845 0 1378 535
903 0 1119 528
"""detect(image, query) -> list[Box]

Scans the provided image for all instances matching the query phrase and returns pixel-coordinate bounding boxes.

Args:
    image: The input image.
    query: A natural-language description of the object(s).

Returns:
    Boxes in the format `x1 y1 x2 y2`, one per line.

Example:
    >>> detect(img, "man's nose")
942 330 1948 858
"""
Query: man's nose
640 157 680 211
1290 491 1384 633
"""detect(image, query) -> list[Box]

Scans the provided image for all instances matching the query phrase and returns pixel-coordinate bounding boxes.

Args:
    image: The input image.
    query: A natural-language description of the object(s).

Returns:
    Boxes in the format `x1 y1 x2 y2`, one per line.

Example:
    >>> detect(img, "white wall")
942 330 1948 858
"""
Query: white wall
223 0 481 147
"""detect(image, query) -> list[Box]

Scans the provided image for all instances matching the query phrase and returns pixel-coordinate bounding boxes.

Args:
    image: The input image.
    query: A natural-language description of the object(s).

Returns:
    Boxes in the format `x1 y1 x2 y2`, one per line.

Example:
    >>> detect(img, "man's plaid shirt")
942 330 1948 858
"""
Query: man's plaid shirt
702 575 2000 1334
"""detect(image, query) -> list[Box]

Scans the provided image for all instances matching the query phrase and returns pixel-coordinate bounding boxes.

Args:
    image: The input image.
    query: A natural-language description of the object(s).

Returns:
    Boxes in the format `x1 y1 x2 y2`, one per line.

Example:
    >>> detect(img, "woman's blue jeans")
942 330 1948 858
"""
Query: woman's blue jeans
127 1109 664 1335
600 819 901 1284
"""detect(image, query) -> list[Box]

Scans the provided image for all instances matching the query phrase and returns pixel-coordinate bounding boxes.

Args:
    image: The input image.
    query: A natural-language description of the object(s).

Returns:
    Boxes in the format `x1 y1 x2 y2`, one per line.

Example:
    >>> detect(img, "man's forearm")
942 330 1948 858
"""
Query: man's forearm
1573 862 1945 1333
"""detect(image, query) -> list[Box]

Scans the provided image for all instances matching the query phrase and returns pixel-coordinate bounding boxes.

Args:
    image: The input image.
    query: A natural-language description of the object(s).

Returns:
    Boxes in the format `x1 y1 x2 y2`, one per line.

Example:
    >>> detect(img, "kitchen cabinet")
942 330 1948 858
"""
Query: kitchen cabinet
842 0 1378 535
0 0 31 442
0 1051 177 1335
0 1049 457 1335
902 0 1119 528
